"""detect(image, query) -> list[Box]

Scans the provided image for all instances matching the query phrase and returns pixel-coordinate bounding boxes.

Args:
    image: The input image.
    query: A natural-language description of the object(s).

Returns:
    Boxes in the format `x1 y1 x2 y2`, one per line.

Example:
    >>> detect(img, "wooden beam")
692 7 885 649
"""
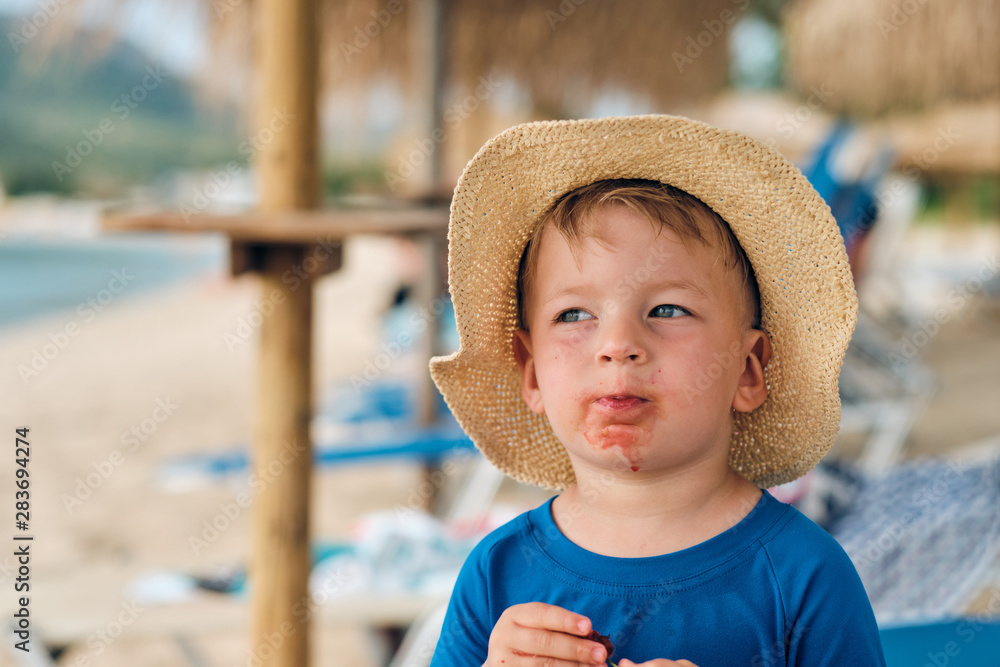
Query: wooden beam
228 239 340 279
251 0 320 664
101 206 447 277
101 207 449 242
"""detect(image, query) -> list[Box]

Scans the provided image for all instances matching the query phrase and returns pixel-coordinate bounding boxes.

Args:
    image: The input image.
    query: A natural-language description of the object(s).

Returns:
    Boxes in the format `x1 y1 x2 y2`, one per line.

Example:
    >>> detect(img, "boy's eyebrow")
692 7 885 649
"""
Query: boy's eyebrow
644 277 711 299
537 284 596 305
539 278 710 305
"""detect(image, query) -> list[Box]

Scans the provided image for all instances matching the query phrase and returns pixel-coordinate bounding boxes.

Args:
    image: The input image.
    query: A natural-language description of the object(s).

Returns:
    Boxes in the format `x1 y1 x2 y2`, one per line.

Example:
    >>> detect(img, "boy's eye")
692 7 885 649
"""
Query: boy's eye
650 304 689 318
555 309 594 323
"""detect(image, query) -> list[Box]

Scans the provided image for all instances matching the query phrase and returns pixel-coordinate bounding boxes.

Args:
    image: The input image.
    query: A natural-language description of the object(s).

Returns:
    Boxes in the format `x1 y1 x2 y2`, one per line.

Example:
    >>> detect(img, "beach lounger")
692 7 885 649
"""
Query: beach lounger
801 119 936 471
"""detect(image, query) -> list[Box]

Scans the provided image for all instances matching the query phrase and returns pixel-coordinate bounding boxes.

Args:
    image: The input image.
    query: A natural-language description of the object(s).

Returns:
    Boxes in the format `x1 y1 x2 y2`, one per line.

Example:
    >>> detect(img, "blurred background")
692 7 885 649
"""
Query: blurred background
0 0 998 665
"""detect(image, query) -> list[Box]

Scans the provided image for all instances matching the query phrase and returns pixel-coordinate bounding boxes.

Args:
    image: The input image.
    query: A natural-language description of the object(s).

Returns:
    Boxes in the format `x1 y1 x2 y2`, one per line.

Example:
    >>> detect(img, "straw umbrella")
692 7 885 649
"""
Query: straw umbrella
39 1 741 187
784 0 1000 230
784 0 1000 117
203 0 737 118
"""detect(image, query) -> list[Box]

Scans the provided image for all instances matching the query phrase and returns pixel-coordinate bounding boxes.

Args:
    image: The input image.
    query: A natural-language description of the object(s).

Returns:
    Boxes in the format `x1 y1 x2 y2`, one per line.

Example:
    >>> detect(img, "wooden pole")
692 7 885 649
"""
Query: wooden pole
251 0 320 664
410 0 450 429
411 0 449 193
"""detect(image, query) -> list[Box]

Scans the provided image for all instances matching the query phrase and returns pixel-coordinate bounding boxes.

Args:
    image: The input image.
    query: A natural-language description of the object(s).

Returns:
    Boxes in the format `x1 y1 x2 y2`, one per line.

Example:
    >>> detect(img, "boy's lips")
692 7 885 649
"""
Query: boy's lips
593 394 650 411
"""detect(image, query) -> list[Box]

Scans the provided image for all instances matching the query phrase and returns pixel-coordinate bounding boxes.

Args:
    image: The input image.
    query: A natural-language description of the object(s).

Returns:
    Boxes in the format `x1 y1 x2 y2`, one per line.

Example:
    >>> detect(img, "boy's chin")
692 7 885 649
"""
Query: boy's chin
567 445 735 481
566 453 649 478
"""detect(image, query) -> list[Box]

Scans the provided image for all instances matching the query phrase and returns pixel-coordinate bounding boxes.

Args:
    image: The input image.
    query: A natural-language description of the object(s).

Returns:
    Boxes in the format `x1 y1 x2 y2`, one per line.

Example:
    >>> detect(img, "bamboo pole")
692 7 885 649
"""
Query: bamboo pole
250 0 320 664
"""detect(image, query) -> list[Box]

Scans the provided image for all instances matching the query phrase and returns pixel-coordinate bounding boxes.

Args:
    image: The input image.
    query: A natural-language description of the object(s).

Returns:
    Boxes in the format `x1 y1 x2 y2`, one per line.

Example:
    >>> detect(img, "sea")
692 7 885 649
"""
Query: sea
0 231 226 331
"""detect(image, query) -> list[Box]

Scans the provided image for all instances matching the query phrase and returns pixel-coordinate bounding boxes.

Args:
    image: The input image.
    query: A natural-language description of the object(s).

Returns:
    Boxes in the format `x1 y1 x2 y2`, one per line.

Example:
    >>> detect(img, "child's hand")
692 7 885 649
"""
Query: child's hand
618 660 699 667
487 602 609 666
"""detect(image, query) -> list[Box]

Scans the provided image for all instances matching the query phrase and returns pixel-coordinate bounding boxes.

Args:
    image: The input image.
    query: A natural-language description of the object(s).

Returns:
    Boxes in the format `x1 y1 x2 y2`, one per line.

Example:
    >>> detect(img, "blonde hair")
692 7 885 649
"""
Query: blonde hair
516 179 761 331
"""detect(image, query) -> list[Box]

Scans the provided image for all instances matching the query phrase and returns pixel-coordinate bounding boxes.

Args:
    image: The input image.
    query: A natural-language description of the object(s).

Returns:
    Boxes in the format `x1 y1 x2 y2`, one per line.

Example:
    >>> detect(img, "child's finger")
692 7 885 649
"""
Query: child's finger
508 652 603 667
507 626 607 665
507 601 593 636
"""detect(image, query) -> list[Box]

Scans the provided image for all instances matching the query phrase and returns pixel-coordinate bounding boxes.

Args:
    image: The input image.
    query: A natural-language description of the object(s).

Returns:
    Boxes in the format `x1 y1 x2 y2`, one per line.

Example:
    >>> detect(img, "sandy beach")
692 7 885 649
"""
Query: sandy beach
0 220 998 666
0 232 489 666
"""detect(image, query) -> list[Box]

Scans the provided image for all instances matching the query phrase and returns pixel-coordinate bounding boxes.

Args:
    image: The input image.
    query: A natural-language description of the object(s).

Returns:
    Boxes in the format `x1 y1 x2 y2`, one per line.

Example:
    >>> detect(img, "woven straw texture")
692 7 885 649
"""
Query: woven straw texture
429 115 857 490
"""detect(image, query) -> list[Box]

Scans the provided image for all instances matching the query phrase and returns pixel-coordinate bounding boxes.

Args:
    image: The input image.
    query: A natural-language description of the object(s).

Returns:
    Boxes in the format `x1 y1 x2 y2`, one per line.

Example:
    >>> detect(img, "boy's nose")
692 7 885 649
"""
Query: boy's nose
596 319 647 365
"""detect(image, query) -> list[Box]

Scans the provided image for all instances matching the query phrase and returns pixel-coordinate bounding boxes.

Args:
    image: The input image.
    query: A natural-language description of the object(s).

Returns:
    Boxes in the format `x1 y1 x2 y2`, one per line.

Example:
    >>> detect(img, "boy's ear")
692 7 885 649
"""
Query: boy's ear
512 329 545 414
732 329 772 413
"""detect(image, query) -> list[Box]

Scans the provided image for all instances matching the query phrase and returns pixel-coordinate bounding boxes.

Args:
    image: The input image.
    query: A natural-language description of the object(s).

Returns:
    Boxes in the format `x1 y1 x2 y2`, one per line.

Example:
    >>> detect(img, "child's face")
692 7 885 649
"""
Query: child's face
512 204 770 479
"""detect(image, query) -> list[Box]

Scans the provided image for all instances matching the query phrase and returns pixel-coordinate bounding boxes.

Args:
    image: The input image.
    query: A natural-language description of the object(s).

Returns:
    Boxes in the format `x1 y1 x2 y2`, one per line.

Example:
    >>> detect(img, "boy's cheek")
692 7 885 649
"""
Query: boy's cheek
549 333 594 365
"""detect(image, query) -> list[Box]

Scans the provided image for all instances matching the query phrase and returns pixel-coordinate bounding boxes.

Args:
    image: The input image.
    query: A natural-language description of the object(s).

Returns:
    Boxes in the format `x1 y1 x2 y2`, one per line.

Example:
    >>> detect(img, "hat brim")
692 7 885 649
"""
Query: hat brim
431 114 857 490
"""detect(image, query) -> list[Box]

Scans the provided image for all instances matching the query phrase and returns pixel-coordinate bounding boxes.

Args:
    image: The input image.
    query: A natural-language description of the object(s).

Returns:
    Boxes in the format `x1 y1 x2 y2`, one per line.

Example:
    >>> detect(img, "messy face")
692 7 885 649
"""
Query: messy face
512 204 770 480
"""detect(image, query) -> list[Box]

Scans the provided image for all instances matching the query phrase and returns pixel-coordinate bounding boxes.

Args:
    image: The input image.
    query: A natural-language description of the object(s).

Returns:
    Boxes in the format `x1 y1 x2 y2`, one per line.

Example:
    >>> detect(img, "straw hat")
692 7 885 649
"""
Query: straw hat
429 114 857 490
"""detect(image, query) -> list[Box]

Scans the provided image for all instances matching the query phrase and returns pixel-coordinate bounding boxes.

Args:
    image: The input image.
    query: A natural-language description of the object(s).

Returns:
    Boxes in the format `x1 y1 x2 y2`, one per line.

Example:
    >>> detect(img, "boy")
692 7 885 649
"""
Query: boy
428 115 885 666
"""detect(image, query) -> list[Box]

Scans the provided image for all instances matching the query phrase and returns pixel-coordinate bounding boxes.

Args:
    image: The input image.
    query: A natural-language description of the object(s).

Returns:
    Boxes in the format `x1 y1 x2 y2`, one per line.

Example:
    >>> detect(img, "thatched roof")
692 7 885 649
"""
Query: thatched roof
440 0 732 115
784 0 1000 116
43 0 736 116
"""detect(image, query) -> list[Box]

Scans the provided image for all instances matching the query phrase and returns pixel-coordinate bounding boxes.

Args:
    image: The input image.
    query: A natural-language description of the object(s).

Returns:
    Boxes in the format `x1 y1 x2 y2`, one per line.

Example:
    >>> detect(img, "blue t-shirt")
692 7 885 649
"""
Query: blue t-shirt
430 490 886 666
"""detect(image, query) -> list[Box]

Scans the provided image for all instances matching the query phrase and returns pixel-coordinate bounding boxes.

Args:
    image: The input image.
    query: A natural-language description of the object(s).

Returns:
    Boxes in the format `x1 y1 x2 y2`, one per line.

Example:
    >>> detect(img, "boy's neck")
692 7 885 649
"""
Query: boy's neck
550 461 763 558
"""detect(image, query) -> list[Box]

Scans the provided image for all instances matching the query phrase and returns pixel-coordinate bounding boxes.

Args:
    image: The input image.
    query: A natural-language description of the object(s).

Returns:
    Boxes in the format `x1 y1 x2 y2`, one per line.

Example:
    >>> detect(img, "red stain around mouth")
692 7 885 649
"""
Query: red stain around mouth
582 420 649 472
575 388 664 473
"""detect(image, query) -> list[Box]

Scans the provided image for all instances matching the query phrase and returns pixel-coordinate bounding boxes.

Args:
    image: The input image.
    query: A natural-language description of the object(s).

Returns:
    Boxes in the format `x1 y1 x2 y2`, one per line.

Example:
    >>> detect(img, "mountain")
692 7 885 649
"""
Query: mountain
0 16 241 195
